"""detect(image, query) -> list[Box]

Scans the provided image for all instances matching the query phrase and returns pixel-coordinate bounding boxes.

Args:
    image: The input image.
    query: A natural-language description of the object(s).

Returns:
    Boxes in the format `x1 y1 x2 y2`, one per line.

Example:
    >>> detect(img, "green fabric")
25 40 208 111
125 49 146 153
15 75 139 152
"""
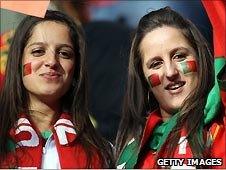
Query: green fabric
204 57 225 124
117 113 179 169
155 113 179 152
41 130 52 140
149 117 175 151
117 138 139 169
149 122 165 150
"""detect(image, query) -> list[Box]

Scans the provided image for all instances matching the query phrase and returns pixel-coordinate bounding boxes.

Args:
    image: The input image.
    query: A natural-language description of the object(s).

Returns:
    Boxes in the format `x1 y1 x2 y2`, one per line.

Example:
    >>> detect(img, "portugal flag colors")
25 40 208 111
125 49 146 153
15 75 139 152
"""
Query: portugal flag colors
201 0 226 57
179 60 197 74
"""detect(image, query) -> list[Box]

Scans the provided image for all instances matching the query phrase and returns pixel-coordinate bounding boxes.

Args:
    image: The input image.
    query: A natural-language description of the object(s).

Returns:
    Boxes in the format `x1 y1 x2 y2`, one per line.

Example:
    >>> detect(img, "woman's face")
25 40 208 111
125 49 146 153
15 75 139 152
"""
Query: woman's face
22 21 75 101
140 26 198 114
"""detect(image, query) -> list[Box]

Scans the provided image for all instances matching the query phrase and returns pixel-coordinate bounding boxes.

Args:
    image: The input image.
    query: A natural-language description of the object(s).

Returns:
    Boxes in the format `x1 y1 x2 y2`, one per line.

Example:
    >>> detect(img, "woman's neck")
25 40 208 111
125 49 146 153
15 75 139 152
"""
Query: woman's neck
160 108 172 122
28 94 61 132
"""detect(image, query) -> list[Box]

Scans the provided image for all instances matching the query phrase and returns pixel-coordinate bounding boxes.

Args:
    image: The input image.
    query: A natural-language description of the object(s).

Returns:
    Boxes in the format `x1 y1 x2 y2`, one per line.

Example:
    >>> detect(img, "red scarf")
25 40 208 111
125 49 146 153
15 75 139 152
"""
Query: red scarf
2 112 102 168
137 110 193 168
137 109 226 169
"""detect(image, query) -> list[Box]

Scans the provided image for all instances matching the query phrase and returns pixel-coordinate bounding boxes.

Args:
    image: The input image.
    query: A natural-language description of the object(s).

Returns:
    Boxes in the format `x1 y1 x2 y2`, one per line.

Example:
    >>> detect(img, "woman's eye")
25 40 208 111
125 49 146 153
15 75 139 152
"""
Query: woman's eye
31 49 45 57
173 53 186 61
58 50 73 59
149 60 163 69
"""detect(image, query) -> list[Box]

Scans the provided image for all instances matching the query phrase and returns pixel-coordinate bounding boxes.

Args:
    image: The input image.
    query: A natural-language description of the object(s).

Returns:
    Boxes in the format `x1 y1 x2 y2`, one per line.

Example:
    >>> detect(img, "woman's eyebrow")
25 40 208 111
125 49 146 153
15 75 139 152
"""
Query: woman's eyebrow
169 47 190 55
146 56 162 67
26 42 45 48
56 44 74 50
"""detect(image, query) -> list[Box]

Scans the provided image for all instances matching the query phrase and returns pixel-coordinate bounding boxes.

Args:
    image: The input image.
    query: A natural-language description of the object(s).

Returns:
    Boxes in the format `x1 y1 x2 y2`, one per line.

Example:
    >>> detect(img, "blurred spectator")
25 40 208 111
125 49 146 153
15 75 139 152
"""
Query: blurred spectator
0 30 14 88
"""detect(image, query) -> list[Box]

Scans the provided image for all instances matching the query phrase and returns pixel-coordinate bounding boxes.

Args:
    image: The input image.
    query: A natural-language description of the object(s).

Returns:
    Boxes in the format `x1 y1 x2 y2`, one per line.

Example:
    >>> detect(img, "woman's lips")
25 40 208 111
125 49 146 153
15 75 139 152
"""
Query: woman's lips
165 81 186 94
40 72 62 81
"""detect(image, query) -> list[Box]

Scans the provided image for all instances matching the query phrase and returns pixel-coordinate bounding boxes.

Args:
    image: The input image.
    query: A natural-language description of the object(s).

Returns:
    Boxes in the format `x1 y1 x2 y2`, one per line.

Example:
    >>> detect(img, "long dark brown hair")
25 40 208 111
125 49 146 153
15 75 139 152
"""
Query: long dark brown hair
116 7 214 164
0 10 113 168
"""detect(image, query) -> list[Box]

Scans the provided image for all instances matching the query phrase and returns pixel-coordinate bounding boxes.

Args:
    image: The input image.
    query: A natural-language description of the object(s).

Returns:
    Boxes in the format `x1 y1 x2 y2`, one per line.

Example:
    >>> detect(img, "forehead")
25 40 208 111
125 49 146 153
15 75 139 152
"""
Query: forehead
140 26 193 58
27 21 71 45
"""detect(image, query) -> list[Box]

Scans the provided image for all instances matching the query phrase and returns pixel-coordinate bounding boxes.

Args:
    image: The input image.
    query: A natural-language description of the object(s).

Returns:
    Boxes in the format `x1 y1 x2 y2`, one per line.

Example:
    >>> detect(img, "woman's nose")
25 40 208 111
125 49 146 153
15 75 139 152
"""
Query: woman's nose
165 63 179 81
44 53 59 68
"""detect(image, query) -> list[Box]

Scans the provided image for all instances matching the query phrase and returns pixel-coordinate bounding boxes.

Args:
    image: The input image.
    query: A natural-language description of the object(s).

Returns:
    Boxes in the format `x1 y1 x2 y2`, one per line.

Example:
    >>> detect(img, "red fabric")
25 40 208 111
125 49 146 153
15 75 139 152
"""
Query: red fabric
141 109 162 147
1 113 102 168
210 86 226 168
137 91 226 169
137 110 161 168
201 1 226 165
137 111 193 169
201 0 226 57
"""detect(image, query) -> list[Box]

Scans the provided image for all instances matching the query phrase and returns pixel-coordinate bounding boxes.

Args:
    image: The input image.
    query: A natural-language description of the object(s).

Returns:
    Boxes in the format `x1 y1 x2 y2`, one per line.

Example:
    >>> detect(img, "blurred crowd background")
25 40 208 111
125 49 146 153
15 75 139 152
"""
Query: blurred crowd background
0 0 212 143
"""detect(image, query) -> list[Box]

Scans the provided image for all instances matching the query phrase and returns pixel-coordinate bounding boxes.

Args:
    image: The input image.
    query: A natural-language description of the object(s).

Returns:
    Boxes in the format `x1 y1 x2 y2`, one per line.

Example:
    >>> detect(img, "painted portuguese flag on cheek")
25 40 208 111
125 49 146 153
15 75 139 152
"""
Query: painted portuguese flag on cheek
148 73 161 88
179 60 197 74
23 62 32 76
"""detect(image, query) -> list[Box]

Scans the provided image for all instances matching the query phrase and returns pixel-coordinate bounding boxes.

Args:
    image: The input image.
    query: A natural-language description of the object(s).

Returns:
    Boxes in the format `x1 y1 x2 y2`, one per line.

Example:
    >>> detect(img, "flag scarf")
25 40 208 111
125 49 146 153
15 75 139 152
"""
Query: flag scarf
1 112 101 168
201 0 226 57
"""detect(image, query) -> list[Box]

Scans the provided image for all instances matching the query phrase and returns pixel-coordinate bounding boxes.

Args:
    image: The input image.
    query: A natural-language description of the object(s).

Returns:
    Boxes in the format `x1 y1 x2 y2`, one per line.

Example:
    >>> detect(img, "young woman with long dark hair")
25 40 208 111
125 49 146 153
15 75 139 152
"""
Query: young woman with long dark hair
116 7 225 169
0 10 113 168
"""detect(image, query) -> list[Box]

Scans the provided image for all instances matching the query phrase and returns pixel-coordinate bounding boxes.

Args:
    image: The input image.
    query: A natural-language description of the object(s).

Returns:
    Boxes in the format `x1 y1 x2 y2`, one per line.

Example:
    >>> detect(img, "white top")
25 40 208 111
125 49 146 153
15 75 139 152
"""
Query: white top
41 134 61 169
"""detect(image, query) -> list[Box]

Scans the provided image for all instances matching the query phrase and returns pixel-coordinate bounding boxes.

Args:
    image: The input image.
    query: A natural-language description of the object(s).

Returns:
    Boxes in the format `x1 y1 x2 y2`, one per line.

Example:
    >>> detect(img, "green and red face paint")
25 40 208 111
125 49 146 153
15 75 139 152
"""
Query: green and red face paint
147 60 197 88
23 62 32 76
178 60 197 74
148 74 161 88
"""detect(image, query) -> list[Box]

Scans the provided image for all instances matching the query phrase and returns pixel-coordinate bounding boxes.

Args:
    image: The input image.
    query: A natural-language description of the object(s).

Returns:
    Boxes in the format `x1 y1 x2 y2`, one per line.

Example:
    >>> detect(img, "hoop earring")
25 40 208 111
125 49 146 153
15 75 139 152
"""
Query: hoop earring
147 91 150 103
72 80 77 87
147 91 152 108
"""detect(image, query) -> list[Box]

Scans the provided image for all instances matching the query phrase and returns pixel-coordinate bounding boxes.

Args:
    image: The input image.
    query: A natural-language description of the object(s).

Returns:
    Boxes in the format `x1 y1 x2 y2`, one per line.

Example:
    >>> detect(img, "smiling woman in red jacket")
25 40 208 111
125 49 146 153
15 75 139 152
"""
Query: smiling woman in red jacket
116 7 225 169
0 10 113 168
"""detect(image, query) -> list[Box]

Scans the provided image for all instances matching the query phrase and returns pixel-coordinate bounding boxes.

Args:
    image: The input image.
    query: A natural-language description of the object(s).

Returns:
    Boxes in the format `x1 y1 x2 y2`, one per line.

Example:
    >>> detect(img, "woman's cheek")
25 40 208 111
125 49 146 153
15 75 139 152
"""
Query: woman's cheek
23 62 32 76
178 60 197 74
148 73 161 87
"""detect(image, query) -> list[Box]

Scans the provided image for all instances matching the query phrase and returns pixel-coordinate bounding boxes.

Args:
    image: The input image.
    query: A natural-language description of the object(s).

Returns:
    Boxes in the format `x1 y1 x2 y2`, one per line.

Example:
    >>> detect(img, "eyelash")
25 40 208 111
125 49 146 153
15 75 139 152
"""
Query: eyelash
30 49 73 59
173 53 186 61
57 50 73 59
31 49 45 57
148 53 187 69
149 60 163 69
